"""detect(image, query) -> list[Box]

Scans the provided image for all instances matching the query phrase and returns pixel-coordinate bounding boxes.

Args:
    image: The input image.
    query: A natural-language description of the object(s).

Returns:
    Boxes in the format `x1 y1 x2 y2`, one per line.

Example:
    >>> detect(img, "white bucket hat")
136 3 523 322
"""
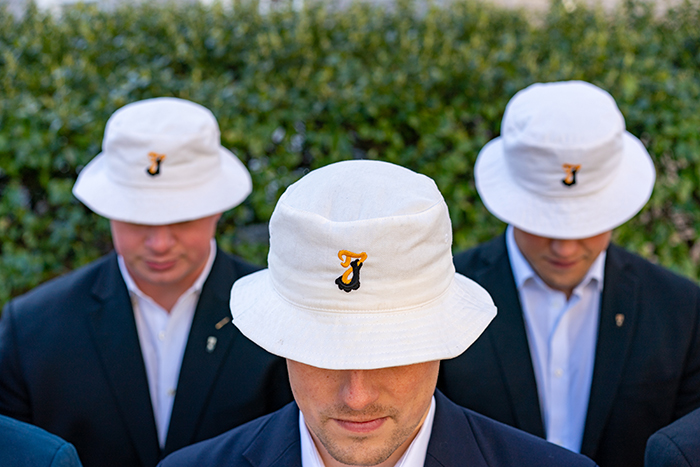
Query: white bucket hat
72 97 252 225
475 80 656 239
230 160 497 370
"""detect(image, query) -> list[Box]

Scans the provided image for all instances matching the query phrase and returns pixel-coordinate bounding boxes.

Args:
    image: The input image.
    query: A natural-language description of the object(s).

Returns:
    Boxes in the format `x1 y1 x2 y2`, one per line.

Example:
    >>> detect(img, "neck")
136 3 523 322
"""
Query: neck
135 279 195 312
129 265 206 313
136 282 190 312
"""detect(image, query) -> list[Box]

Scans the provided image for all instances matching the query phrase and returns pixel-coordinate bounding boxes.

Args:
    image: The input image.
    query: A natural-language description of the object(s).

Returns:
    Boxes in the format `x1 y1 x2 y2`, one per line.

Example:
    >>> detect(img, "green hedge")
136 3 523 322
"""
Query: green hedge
1 0 699 307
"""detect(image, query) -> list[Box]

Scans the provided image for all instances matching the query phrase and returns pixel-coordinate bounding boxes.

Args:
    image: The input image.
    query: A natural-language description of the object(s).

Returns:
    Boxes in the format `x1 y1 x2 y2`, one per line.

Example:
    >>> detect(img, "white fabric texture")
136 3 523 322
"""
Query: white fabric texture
119 240 216 447
73 97 251 225
475 81 655 239
506 226 603 452
230 160 496 370
299 396 436 467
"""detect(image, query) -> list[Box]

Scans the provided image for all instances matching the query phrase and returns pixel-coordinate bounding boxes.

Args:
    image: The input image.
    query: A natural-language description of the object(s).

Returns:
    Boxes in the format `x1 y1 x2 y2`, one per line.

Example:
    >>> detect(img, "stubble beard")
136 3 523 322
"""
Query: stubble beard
312 405 421 466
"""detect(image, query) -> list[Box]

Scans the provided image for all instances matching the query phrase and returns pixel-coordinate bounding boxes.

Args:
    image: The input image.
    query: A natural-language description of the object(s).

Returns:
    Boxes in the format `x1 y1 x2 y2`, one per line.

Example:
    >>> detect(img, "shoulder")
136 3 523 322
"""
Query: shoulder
608 244 698 289
656 407 700 439
645 408 700 467
467 411 596 466
3 253 116 318
431 393 596 466
158 418 267 466
159 403 297 467
606 244 700 303
0 415 83 466
453 235 507 278
467 409 597 466
213 248 262 281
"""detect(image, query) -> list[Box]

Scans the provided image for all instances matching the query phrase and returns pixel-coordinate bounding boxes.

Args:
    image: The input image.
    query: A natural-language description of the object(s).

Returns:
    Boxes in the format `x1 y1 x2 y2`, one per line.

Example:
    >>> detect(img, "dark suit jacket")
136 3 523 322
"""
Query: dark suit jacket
157 390 597 466
0 249 293 467
645 406 700 467
0 414 83 467
438 235 700 467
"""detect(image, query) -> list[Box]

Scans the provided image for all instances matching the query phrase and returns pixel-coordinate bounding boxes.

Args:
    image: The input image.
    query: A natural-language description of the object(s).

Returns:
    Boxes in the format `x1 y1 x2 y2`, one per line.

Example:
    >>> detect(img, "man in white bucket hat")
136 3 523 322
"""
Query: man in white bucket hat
0 98 292 467
438 81 700 467
158 160 597 467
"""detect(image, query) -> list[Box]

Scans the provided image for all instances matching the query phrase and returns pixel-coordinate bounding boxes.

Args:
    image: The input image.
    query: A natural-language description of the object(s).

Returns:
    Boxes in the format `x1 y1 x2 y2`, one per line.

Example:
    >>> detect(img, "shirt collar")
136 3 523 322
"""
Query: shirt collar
506 225 605 294
299 395 436 467
118 238 218 301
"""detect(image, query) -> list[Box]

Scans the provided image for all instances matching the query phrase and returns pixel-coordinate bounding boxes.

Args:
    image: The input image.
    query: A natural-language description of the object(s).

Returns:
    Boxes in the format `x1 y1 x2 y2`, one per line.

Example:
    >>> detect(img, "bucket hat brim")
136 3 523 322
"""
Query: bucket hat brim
73 147 252 225
230 269 496 370
475 131 655 239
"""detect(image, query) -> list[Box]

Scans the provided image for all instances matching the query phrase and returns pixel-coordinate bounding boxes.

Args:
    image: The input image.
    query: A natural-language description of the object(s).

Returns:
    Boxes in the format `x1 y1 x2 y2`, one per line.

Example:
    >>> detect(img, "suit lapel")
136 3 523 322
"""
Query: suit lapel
426 391 489 467
581 244 639 458
238 393 492 467
164 250 241 454
87 253 160 467
243 403 302 467
474 236 545 437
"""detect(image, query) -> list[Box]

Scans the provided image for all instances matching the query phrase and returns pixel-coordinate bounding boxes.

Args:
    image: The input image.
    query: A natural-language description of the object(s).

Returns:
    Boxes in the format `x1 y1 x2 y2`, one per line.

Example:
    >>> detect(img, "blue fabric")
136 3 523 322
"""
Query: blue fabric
439 235 700 467
158 391 598 467
645 407 700 467
0 414 83 467
0 250 293 467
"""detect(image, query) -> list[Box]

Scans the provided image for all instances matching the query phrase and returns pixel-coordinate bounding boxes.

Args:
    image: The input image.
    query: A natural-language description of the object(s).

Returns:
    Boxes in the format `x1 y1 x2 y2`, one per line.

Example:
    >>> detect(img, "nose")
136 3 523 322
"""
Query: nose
340 370 380 411
549 239 579 258
144 225 175 253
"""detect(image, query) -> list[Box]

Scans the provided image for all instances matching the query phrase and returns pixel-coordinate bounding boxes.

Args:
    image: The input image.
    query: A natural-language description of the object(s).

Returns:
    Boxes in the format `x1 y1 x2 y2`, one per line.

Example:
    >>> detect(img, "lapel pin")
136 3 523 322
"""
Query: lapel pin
206 336 218 353
615 314 625 327
215 317 231 330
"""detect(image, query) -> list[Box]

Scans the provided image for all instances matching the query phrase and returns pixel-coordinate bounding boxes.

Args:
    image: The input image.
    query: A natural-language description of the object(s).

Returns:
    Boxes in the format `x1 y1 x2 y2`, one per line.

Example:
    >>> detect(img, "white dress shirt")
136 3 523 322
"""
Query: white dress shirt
118 239 217 448
300 396 436 467
506 226 604 453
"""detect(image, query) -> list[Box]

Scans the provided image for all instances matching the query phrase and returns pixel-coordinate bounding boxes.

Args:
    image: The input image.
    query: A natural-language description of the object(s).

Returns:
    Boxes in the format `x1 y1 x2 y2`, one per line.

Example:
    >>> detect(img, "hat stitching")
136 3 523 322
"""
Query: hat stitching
266 271 457 314
146 152 166 177
335 250 367 293
562 163 581 187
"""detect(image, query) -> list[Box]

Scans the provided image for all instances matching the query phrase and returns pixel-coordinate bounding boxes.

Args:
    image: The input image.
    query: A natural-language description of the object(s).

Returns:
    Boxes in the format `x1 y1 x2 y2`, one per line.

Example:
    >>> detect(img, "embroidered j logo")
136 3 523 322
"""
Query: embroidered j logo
562 163 581 187
335 250 367 293
147 152 166 176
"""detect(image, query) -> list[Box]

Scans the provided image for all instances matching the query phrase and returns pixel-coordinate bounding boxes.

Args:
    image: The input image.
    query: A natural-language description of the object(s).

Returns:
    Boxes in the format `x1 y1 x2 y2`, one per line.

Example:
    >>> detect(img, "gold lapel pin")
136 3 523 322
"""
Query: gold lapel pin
215 317 231 330
615 314 625 327
206 336 218 353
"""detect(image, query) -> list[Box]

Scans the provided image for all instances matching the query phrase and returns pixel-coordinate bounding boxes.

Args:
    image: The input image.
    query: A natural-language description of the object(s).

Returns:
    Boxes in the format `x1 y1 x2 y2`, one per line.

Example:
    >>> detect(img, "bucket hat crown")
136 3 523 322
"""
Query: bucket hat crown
475 81 655 239
73 97 252 225
229 160 497 370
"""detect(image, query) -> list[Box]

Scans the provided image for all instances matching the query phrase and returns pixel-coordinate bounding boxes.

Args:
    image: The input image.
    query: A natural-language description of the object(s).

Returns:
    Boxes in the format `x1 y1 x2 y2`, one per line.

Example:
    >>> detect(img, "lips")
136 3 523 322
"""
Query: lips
548 258 579 268
334 417 387 434
145 260 177 271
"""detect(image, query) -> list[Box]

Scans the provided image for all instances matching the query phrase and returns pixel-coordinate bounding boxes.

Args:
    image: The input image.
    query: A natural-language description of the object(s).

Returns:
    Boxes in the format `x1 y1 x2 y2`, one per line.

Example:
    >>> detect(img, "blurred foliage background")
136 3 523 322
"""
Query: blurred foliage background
1 0 699 308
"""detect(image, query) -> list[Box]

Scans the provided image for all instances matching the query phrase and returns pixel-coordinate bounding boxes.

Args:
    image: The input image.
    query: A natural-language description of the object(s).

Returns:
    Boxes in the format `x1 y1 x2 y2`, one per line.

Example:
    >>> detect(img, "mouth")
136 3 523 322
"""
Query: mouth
548 258 579 268
145 260 177 271
333 417 388 434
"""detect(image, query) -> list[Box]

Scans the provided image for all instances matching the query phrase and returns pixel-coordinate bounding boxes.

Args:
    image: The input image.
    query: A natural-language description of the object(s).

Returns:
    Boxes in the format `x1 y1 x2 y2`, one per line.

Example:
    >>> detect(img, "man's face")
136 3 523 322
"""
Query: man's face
110 213 221 300
513 227 612 298
287 360 438 467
